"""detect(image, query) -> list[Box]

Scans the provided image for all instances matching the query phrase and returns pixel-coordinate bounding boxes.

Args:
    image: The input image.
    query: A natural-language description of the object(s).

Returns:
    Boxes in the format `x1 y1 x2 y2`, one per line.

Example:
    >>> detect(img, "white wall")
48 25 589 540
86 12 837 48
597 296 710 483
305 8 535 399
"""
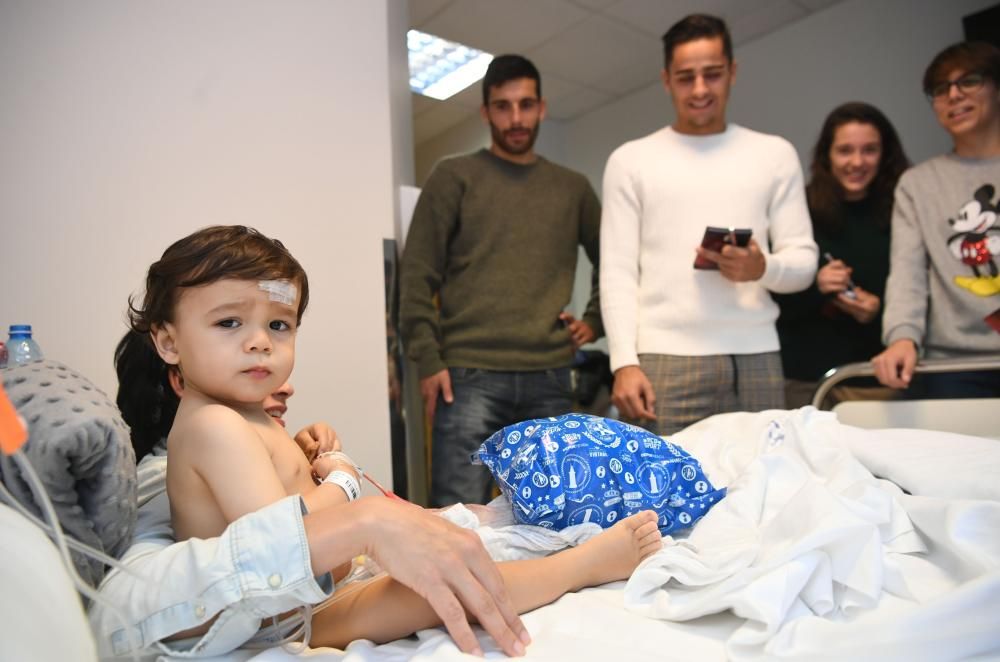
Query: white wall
566 0 998 193
0 0 413 488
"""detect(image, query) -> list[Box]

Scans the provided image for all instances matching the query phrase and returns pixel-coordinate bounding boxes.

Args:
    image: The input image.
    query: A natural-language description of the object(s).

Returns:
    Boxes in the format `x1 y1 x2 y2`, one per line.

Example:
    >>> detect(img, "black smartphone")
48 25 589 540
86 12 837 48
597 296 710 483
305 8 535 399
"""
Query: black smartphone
694 226 752 270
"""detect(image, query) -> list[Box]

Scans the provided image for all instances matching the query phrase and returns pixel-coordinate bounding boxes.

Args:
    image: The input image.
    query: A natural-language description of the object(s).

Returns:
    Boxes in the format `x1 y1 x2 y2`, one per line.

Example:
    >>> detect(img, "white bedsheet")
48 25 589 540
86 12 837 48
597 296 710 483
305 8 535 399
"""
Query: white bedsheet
629 408 1000 661
228 409 1000 662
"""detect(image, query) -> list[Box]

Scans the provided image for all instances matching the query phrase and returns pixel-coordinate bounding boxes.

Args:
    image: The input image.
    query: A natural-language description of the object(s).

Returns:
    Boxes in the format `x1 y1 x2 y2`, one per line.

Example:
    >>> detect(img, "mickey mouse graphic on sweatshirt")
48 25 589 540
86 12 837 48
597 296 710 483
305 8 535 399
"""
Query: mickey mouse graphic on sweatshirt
948 184 1000 297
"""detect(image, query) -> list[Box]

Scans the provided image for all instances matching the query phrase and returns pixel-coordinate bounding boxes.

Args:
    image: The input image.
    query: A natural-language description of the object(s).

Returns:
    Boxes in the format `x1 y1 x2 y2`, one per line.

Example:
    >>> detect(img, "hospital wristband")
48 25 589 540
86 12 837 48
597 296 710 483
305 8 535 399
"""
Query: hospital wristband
323 470 361 502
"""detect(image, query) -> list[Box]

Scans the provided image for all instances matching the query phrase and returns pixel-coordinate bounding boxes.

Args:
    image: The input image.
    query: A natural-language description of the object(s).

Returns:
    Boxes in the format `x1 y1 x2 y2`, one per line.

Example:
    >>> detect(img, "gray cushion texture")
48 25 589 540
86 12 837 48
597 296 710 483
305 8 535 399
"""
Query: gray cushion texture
1 359 137 587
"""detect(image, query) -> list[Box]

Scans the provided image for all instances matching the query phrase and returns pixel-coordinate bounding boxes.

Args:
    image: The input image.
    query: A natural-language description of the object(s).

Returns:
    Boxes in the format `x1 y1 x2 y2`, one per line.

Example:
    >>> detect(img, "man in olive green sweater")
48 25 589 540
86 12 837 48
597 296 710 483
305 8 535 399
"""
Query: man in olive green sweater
400 55 603 507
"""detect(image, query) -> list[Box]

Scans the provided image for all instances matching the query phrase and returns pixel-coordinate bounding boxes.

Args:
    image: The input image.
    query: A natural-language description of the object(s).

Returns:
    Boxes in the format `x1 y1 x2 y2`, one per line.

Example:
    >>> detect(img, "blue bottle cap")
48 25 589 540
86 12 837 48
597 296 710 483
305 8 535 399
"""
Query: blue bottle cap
9 324 32 335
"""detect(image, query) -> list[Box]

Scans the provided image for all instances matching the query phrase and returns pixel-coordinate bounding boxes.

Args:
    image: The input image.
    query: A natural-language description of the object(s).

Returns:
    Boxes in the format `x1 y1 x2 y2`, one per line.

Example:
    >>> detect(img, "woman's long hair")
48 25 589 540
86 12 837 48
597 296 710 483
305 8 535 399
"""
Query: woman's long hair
807 102 910 235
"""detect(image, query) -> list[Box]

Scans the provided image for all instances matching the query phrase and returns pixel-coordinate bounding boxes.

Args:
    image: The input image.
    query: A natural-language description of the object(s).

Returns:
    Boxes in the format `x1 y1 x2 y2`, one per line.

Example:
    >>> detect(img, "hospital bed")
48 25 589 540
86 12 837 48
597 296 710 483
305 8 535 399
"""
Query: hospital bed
811 355 1000 439
3 360 999 661
243 401 1000 661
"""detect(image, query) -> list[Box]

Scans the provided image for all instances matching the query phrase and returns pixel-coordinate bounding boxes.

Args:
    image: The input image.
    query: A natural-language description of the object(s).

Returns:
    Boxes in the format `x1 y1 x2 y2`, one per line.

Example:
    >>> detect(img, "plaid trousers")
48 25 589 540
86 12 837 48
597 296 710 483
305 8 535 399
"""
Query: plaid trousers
637 351 784 436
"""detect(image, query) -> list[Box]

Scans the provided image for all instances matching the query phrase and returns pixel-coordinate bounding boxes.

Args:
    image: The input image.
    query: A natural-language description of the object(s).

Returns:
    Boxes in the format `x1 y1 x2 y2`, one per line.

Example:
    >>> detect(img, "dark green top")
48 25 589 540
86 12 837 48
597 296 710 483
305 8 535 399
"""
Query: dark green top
400 149 603 378
774 197 891 381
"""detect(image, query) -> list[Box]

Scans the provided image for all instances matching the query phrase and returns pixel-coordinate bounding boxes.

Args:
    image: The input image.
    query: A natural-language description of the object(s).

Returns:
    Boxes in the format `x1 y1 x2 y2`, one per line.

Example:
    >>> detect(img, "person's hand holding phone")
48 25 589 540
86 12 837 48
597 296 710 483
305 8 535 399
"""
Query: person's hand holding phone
818 253 856 298
817 259 852 293
697 238 766 282
831 286 880 324
694 227 749 268
694 227 763 282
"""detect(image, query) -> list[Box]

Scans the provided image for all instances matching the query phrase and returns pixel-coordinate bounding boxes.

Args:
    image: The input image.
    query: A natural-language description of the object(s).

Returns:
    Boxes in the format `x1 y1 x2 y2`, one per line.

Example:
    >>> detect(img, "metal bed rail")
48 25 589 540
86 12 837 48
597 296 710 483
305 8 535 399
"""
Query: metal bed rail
811 354 1000 409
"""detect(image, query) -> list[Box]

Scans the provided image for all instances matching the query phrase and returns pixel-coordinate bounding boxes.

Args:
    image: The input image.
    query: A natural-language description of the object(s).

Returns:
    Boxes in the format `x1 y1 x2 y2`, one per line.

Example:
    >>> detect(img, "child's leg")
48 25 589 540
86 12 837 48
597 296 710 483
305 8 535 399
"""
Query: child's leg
309 510 660 649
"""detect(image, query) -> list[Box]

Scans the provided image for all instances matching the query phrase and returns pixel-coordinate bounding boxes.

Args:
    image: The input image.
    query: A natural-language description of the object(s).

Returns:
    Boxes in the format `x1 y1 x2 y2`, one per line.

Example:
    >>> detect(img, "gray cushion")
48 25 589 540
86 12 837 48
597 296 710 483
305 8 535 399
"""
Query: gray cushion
1 359 136 587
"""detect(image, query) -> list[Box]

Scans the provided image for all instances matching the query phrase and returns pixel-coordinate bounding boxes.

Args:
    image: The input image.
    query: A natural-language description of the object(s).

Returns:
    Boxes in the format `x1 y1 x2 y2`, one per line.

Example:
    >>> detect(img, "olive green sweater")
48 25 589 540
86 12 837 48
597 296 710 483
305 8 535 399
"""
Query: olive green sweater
400 149 603 378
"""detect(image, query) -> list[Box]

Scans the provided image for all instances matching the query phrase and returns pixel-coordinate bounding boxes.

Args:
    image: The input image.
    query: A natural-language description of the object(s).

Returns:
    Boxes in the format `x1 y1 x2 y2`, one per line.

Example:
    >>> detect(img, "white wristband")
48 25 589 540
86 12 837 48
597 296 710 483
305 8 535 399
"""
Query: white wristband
323 470 360 501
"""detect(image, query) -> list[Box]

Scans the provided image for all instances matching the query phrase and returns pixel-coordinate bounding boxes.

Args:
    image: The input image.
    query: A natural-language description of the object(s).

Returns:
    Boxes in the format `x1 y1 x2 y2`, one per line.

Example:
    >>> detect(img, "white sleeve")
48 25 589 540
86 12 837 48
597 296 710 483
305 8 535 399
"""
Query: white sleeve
757 142 818 293
91 495 333 658
600 148 643 372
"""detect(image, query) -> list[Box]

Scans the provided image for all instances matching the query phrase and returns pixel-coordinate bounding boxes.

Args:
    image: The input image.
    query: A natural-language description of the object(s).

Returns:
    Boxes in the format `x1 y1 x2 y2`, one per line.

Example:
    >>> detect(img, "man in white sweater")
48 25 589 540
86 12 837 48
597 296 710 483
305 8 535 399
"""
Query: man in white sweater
600 14 817 435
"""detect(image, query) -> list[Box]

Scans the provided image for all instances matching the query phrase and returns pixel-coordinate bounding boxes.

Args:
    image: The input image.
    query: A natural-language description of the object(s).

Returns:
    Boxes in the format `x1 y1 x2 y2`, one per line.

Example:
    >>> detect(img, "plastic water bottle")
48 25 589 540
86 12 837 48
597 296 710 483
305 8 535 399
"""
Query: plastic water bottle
7 325 44 365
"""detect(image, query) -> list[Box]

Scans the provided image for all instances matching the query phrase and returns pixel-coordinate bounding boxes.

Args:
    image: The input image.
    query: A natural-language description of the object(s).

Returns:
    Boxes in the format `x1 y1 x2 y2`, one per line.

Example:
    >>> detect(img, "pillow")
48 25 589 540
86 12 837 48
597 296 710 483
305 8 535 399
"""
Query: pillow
0 359 137 587
475 413 725 535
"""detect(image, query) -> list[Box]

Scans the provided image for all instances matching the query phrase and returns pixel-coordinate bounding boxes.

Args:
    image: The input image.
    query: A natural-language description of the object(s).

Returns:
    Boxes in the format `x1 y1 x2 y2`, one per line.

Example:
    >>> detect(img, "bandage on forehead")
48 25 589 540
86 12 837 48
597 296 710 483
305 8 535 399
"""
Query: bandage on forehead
258 279 297 305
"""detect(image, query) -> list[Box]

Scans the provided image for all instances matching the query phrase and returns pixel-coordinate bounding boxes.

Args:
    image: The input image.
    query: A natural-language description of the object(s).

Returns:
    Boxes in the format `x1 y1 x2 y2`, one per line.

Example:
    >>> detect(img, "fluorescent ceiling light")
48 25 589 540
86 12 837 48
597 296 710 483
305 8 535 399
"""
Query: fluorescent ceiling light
408 29 493 101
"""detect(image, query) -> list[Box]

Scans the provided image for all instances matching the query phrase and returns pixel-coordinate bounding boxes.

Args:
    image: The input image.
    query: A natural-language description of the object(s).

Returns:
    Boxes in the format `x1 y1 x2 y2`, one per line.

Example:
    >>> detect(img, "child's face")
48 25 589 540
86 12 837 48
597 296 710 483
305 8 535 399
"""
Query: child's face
157 278 300 410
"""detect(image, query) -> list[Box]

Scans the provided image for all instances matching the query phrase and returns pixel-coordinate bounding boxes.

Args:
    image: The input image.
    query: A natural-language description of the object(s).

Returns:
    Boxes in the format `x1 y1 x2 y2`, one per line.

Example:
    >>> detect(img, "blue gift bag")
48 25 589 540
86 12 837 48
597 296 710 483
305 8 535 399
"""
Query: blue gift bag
474 413 726 534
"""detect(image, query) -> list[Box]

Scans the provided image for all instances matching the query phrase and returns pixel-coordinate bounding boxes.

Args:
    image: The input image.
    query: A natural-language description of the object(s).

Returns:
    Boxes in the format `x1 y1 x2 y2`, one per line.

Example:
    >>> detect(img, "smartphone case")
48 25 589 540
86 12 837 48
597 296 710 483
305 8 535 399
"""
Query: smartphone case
694 226 752 270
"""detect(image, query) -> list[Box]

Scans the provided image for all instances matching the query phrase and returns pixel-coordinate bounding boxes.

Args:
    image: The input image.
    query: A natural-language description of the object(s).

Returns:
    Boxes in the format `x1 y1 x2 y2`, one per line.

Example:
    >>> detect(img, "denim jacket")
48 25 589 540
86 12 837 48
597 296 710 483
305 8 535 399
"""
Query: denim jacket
89 452 333 658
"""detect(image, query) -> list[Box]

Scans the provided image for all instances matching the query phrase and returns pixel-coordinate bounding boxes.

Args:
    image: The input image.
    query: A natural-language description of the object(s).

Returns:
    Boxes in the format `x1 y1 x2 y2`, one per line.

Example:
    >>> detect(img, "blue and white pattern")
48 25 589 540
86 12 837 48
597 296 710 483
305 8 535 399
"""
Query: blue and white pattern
474 413 726 534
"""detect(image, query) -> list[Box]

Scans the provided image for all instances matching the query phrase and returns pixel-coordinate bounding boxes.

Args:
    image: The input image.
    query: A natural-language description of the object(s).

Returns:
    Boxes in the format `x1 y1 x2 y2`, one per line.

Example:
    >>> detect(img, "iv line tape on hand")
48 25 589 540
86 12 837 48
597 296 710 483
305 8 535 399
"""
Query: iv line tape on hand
316 450 364 477
315 450 405 501
316 451 363 501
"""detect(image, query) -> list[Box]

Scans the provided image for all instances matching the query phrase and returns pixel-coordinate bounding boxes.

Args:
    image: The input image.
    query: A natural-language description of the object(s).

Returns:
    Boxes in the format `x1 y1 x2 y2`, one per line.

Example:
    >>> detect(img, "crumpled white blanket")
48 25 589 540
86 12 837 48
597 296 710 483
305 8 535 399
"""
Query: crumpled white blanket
625 407 1000 661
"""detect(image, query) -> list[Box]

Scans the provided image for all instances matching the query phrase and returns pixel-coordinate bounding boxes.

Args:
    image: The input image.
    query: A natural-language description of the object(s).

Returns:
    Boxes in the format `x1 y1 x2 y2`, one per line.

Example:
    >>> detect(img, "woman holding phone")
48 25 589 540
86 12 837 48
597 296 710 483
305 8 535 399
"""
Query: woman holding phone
775 102 910 408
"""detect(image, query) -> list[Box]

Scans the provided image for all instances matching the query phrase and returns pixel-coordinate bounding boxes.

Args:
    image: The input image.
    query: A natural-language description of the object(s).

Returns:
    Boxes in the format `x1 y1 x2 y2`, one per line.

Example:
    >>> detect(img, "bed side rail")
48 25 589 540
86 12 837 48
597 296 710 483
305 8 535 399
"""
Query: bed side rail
810 354 1000 409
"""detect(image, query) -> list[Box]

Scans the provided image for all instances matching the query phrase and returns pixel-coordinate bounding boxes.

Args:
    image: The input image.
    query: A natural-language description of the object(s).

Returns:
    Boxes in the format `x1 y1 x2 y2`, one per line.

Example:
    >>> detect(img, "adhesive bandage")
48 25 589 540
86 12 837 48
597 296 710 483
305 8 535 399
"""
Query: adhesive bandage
258 280 297 305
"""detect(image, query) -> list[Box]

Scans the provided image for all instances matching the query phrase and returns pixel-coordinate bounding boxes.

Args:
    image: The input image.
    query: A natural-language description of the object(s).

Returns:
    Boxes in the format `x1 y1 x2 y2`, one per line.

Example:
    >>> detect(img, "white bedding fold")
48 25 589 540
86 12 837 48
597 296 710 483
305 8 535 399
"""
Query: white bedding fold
625 408 1000 661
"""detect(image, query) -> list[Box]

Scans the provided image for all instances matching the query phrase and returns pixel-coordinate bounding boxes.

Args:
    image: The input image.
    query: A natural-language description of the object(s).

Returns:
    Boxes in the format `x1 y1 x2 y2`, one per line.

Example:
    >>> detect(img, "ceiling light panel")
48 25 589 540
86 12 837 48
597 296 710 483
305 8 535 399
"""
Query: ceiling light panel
408 29 493 101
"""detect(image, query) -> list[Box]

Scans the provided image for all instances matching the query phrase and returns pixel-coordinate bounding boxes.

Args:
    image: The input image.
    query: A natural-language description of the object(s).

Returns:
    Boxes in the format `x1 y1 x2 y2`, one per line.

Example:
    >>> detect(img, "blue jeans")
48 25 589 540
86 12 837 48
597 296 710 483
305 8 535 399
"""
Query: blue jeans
430 367 573 507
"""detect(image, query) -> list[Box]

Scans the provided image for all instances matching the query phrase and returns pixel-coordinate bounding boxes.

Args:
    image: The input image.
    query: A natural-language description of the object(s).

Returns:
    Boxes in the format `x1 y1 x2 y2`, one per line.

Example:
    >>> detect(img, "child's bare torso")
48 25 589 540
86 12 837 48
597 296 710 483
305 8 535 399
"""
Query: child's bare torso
166 400 317 541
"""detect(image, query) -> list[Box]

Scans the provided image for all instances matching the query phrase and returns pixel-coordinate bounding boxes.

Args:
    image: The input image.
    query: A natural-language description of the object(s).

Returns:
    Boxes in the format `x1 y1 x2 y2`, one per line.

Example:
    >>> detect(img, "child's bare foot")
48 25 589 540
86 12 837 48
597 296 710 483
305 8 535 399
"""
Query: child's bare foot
564 510 662 589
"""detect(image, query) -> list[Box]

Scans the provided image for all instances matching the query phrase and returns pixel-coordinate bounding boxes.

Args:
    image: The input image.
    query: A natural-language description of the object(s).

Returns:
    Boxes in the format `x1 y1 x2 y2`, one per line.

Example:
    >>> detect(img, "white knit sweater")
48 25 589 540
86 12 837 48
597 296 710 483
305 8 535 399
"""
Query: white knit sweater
600 124 817 371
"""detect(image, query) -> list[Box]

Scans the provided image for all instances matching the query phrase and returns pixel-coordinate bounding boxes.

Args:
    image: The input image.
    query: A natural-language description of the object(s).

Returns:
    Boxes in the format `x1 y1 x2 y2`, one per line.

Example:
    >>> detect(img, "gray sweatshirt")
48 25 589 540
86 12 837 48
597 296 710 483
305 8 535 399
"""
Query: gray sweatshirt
883 153 1000 357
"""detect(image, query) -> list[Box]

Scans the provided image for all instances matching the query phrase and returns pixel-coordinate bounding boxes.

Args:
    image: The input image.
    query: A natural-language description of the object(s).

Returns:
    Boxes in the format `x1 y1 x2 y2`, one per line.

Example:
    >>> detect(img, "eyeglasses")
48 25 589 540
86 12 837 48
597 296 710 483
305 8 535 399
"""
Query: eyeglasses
927 72 986 101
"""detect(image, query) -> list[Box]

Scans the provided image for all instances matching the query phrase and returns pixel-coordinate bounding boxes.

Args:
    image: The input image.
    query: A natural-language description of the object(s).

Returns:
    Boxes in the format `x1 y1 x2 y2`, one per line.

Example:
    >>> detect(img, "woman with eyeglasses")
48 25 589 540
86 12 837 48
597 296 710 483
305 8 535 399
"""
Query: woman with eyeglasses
775 102 910 408
873 40 1000 399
